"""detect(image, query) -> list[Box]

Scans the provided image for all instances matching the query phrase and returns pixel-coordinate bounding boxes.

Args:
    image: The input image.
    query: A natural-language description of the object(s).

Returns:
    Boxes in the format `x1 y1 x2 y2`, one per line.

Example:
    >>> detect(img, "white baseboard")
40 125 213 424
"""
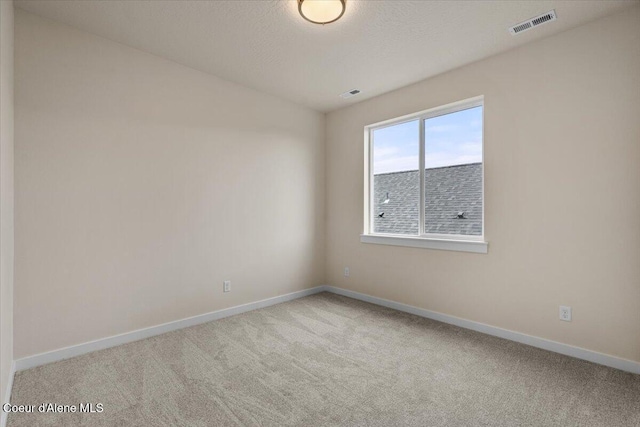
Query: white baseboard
13 284 640 377
1 360 16 427
324 286 640 375
14 286 327 372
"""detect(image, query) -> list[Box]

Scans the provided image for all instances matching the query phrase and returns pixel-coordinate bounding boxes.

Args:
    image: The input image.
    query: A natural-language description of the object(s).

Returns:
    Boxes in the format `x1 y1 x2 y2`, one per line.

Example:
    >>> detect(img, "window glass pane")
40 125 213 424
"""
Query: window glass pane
424 106 483 236
372 120 420 235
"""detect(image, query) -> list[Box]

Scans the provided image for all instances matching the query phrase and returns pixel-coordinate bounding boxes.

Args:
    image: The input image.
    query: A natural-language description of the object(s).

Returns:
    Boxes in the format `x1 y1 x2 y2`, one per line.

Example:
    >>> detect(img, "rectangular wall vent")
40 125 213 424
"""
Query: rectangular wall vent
340 89 361 99
509 10 556 35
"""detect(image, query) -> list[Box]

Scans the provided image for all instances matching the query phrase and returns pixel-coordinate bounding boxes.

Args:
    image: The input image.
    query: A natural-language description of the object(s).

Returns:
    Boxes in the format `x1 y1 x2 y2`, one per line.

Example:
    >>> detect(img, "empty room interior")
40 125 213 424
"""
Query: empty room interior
1 0 639 425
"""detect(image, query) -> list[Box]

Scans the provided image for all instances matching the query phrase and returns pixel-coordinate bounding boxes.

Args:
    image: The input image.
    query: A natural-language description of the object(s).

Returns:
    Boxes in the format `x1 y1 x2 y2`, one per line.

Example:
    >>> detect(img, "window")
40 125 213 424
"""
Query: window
362 96 487 253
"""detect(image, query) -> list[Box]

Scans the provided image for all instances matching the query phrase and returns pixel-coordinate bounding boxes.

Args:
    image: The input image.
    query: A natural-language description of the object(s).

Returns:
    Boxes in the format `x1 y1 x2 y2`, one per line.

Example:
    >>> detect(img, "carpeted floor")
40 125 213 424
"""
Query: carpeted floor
7 292 640 426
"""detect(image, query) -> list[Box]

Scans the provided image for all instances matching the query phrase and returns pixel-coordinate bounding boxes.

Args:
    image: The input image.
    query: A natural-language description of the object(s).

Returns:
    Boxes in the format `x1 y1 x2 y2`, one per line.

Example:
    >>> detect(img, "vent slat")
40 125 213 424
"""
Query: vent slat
532 14 552 26
340 89 362 99
513 23 532 33
509 10 556 35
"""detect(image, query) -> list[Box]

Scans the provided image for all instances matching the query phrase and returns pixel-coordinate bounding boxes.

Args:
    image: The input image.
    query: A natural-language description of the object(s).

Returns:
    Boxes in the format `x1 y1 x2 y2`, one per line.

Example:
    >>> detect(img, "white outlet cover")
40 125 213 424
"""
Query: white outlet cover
223 280 231 293
559 305 572 321
344 267 350 277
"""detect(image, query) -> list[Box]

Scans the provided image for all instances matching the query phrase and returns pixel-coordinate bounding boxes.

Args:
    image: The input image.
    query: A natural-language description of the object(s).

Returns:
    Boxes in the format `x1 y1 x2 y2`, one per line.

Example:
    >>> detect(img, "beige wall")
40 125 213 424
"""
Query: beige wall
1 0 15 406
326 7 640 363
11 5 640 366
14 10 325 359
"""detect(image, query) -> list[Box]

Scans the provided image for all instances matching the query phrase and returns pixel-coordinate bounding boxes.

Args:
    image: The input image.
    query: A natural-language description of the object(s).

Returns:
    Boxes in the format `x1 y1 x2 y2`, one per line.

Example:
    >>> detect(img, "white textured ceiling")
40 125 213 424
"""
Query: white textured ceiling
15 0 638 112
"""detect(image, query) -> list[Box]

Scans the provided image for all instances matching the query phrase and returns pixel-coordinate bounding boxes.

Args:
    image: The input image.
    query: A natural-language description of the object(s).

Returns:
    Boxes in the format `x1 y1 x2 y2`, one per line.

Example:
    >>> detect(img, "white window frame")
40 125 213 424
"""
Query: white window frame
361 96 488 254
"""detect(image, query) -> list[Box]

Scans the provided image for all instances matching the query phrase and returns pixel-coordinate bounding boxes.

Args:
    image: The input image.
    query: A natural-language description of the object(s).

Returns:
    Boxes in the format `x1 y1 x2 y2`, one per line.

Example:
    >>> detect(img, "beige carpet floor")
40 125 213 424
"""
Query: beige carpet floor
7 292 640 426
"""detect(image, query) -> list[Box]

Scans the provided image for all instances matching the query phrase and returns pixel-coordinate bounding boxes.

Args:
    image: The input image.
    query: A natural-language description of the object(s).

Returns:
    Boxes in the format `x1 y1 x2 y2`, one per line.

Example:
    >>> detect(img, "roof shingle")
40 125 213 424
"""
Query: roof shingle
373 163 482 236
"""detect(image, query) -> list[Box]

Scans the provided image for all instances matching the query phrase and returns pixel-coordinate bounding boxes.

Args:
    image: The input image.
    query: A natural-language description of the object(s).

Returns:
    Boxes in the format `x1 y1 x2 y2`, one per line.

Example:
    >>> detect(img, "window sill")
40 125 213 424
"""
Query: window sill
360 234 488 254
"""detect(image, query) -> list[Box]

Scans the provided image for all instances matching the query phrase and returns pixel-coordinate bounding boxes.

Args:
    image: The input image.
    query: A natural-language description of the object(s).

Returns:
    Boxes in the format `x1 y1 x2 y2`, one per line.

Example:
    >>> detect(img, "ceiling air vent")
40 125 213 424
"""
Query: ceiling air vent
340 89 361 99
509 10 556 35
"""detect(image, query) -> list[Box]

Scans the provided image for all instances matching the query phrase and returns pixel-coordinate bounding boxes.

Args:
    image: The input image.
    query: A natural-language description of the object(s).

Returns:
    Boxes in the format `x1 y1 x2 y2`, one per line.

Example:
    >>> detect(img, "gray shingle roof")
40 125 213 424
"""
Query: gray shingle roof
373 163 482 236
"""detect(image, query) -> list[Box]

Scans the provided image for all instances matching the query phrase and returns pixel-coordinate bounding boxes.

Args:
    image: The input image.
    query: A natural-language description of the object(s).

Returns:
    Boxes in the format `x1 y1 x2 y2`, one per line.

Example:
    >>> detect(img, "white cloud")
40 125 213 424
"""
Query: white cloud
374 155 419 174
373 146 400 158
374 134 482 173
425 140 482 168
425 153 481 168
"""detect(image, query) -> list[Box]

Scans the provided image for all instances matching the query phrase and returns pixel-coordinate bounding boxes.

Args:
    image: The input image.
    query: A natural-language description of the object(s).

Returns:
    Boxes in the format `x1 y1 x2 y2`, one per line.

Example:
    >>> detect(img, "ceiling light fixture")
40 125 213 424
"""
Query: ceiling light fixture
298 0 346 25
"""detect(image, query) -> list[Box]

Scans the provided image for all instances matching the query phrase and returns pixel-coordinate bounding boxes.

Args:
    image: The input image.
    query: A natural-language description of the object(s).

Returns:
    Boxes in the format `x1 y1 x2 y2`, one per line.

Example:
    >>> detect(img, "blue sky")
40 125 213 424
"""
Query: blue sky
373 106 482 174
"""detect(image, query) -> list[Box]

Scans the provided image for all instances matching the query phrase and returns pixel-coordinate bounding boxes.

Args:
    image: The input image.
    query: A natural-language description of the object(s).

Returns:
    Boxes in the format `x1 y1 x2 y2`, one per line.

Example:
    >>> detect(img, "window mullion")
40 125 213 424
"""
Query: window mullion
418 118 425 236
368 129 374 234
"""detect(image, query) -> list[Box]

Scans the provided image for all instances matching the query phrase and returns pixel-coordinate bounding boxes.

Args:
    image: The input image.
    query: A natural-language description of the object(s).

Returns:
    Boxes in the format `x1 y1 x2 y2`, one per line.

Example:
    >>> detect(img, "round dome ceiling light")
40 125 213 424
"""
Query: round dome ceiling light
298 0 346 25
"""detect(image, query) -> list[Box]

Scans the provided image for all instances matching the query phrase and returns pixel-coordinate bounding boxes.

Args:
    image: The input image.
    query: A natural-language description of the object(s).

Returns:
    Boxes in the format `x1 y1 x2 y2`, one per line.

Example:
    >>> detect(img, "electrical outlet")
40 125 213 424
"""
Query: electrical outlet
559 305 571 322
344 267 350 277
223 280 231 293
